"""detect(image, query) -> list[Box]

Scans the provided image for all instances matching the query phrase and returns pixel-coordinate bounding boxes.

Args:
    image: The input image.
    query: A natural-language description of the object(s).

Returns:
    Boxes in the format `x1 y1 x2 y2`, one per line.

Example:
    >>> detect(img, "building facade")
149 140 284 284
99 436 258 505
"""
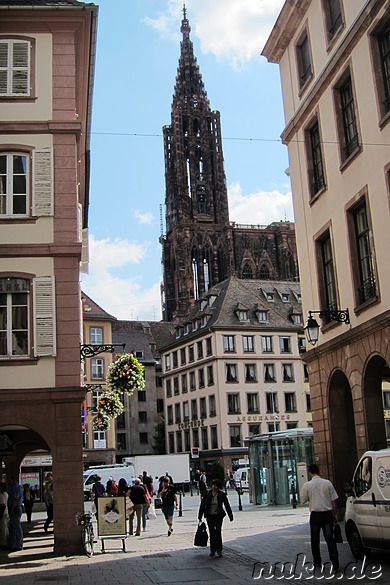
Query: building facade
81 292 117 467
0 0 97 553
161 8 299 323
160 277 310 478
263 0 390 501
111 320 172 460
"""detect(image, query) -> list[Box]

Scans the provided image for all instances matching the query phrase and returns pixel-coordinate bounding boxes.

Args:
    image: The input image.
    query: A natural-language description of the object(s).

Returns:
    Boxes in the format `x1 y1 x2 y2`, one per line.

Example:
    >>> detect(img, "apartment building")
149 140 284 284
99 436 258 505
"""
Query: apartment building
263 0 390 499
111 320 170 459
81 292 117 467
0 1 98 553
160 277 309 476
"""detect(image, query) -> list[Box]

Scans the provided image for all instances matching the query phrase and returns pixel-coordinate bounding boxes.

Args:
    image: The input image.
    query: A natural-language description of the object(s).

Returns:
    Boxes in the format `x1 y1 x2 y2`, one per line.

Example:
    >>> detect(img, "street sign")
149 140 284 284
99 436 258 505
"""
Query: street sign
191 447 200 458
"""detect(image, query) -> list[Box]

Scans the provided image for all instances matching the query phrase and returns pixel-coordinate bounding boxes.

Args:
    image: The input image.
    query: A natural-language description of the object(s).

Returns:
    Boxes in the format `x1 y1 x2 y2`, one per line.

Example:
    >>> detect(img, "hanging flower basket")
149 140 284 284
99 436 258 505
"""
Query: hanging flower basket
91 412 111 432
97 390 124 418
106 353 145 395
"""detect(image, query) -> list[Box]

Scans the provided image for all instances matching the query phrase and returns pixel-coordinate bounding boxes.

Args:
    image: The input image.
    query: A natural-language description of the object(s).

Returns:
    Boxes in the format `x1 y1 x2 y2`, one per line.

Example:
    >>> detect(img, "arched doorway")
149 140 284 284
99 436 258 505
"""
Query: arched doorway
363 355 388 450
0 425 50 480
328 370 357 504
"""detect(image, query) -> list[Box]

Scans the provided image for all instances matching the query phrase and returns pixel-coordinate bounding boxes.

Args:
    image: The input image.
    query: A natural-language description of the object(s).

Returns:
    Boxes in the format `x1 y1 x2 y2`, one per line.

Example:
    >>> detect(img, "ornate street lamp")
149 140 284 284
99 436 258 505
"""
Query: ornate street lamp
304 309 350 346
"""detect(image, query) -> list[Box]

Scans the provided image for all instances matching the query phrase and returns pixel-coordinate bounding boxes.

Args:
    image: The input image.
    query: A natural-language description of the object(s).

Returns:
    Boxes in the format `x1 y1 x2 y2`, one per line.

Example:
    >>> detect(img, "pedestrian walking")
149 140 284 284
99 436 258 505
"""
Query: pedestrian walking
0 482 10 549
158 476 178 536
141 479 152 532
198 478 233 557
153 475 160 494
165 471 173 485
300 463 339 571
129 478 150 536
199 469 207 498
92 475 106 500
142 471 154 495
23 483 35 523
7 476 23 551
44 477 53 533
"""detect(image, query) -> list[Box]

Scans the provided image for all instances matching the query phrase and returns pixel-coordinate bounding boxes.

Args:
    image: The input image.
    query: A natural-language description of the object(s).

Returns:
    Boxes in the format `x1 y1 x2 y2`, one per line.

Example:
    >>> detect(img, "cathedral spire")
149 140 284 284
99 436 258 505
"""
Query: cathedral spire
181 3 190 39
173 6 208 110
161 6 233 322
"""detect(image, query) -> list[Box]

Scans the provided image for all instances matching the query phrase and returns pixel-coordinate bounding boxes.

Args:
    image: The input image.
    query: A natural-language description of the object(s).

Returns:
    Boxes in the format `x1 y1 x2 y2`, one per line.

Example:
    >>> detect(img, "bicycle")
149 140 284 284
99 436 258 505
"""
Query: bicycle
75 511 94 557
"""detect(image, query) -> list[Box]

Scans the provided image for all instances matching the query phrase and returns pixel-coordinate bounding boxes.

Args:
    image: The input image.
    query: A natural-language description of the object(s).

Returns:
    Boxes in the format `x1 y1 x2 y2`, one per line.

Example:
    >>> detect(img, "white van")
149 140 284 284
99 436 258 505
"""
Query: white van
234 468 249 490
344 449 390 558
83 464 135 500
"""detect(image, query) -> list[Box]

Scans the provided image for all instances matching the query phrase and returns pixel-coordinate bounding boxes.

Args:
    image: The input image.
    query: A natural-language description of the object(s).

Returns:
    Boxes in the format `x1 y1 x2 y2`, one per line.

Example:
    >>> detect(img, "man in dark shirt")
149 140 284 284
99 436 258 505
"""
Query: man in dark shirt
92 476 106 500
142 471 154 495
129 478 149 536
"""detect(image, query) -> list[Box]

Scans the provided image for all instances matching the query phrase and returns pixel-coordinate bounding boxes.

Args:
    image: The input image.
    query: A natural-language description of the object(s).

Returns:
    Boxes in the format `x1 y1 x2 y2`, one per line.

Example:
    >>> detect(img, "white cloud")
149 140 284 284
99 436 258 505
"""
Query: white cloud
88 235 147 268
80 235 162 321
228 181 294 225
143 0 285 67
133 210 153 225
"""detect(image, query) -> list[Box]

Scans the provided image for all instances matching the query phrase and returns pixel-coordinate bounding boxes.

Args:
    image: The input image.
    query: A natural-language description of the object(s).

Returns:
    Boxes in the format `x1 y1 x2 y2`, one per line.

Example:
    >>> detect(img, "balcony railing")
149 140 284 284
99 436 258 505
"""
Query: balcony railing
344 134 359 159
357 276 376 305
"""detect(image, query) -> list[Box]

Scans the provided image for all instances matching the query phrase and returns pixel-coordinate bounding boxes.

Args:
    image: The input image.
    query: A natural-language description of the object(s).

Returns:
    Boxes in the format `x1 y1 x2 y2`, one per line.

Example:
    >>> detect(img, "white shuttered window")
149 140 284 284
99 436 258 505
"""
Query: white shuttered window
0 40 30 96
33 276 56 357
32 147 54 216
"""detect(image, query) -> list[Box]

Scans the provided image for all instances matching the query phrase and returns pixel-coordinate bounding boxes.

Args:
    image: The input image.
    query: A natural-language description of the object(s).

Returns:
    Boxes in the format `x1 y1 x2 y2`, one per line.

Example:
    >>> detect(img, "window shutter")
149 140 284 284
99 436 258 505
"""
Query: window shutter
33 276 56 357
80 227 89 274
12 41 29 95
32 147 54 216
0 43 8 95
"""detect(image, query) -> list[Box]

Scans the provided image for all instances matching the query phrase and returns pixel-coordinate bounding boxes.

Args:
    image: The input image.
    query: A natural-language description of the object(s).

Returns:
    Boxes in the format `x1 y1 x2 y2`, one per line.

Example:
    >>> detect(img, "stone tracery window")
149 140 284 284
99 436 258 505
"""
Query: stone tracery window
260 264 270 279
242 263 253 279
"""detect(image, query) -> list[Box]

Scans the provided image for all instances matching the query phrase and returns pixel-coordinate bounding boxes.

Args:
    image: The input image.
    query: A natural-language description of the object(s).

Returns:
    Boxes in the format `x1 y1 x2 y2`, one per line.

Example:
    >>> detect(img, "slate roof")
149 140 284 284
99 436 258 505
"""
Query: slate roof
159 276 303 350
81 291 117 322
0 1 93 6
112 320 175 365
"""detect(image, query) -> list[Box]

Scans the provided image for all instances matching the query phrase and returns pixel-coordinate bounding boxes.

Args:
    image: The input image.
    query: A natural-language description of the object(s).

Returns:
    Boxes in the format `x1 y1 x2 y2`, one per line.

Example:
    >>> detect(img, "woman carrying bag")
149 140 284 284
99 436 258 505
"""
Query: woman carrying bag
198 478 233 557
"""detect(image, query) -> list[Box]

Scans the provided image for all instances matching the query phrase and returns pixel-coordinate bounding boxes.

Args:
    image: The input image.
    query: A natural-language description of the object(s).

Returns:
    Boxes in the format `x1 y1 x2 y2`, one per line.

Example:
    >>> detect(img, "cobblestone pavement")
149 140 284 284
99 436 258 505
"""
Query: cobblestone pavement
0 492 389 584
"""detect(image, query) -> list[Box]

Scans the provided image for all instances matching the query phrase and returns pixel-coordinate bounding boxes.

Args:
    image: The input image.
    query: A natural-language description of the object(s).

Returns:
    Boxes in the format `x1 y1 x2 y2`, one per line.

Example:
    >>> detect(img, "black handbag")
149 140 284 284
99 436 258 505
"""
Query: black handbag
333 522 343 543
194 521 208 547
154 497 163 509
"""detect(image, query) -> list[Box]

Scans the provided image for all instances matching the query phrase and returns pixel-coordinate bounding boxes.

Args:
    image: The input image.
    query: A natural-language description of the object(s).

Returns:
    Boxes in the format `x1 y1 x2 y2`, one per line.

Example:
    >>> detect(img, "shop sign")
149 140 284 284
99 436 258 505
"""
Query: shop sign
0 278 30 293
96 495 126 538
177 419 205 430
235 415 291 422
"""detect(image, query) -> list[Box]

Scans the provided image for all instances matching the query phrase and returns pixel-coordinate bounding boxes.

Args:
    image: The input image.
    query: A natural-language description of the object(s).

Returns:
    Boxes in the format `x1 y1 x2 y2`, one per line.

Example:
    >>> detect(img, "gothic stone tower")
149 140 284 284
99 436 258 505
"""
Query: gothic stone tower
161 8 299 323
161 8 235 322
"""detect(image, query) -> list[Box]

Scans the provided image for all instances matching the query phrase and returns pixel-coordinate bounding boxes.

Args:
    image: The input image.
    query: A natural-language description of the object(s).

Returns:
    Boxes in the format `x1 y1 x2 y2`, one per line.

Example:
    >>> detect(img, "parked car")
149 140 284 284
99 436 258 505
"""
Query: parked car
344 448 390 558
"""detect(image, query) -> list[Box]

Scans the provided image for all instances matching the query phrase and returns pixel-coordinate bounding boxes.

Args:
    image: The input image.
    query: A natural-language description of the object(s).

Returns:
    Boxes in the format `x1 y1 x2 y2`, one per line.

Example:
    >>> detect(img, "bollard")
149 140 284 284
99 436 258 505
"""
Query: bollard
178 490 183 517
237 487 243 511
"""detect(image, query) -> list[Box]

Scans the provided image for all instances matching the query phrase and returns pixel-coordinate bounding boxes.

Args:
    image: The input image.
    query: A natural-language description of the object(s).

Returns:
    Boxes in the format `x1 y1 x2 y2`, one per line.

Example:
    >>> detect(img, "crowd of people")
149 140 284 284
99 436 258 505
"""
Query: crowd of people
91 470 180 536
0 463 342 571
0 472 55 552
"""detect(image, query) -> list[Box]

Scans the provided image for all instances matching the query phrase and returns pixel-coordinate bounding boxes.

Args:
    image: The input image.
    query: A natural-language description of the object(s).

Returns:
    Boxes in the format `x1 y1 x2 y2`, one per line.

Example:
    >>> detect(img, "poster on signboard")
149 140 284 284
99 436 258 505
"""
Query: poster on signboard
96 496 126 537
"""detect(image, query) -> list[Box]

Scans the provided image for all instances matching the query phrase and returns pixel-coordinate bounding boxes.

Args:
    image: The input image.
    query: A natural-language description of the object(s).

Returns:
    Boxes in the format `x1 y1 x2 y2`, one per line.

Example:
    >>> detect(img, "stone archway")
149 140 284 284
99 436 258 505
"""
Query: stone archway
0 426 50 477
328 369 357 504
363 355 388 450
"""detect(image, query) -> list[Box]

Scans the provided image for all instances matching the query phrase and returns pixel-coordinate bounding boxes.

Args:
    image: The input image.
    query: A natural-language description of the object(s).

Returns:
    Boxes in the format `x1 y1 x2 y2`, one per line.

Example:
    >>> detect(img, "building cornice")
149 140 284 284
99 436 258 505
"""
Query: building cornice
0 243 82 257
0 121 82 134
279 0 383 144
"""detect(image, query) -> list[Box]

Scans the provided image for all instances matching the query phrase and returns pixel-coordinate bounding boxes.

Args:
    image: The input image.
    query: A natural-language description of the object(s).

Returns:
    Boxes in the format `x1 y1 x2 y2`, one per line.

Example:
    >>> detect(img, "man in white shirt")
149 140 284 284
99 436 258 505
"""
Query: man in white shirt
300 463 339 570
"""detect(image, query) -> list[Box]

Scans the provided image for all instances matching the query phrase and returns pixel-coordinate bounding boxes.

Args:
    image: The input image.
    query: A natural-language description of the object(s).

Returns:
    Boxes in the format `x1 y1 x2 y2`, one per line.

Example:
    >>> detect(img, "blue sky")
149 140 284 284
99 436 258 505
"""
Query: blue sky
80 0 291 321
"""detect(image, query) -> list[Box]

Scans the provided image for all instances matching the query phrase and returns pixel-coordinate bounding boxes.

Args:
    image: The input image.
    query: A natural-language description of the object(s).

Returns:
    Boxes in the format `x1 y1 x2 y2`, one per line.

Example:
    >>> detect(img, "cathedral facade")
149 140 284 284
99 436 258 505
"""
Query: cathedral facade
161 8 298 322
